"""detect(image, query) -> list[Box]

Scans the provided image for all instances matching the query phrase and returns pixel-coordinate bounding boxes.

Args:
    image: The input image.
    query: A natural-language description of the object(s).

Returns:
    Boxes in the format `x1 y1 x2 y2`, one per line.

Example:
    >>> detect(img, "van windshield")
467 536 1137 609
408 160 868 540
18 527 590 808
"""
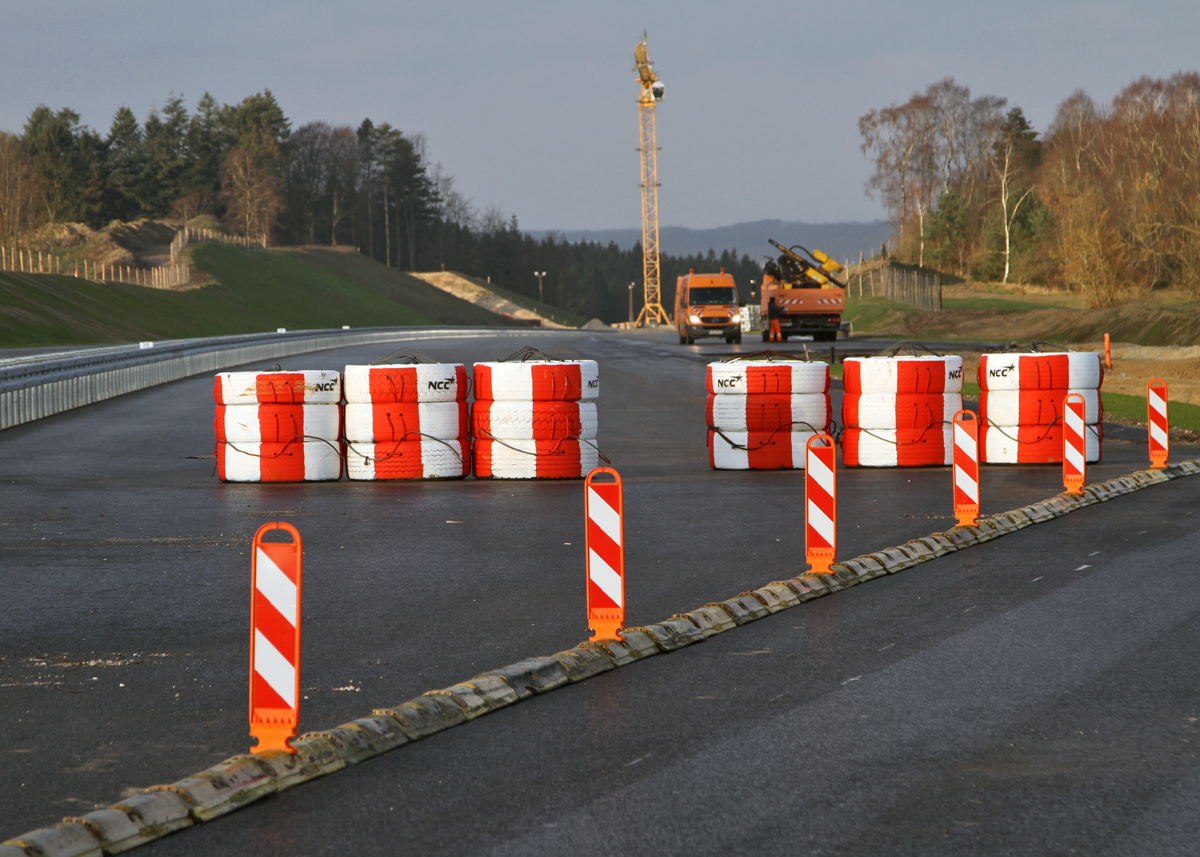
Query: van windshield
688 287 737 306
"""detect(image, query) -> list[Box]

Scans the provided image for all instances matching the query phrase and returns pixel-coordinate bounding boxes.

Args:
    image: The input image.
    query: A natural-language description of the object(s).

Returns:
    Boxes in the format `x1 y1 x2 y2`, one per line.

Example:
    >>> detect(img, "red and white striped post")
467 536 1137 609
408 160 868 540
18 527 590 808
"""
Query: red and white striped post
249 523 302 755
1062 393 1087 495
1147 379 1169 469
585 467 625 641
805 434 837 574
952 409 980 527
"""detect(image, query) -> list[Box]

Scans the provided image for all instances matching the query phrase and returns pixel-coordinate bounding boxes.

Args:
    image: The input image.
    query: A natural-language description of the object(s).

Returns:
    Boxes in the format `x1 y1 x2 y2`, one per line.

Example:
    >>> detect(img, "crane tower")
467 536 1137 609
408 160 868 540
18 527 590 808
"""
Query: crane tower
633 35 669 327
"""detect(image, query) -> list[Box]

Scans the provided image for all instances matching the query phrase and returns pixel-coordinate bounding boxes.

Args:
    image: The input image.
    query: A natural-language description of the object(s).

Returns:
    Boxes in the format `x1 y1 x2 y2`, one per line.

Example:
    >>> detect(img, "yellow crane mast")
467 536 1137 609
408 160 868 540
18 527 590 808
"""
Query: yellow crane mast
634 35 669 327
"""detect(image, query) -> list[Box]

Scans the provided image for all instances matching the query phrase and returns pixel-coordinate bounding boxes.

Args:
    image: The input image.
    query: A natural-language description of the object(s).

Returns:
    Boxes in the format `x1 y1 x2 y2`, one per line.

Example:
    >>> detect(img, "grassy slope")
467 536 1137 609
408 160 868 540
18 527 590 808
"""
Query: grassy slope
455 273 589 328
844 292 1200 346
0 245 513 347
1102 391 1200 432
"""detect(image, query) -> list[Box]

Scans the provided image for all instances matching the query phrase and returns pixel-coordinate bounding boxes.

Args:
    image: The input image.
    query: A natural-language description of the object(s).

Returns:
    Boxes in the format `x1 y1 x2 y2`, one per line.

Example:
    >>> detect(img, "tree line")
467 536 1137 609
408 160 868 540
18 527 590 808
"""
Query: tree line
0 90 766 321
859 72 1200 305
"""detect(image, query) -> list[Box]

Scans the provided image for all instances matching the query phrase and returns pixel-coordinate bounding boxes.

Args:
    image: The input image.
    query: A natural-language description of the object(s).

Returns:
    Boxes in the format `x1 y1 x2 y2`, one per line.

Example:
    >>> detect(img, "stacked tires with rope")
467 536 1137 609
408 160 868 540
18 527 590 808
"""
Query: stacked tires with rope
978 351 1103 463
343 362 471 480
214 370 343 482
706 358 831 469
841 355 964 466
472 358 600 478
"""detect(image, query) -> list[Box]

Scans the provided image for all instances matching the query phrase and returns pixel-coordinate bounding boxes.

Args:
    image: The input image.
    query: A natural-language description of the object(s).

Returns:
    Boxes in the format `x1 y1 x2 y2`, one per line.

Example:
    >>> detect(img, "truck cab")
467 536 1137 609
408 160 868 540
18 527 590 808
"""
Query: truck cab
675 269 742 345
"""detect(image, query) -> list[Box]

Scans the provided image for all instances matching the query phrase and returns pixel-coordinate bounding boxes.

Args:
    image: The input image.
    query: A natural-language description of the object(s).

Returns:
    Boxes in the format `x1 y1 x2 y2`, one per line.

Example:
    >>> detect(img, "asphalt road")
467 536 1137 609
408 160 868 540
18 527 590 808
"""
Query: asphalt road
1 330 1196 855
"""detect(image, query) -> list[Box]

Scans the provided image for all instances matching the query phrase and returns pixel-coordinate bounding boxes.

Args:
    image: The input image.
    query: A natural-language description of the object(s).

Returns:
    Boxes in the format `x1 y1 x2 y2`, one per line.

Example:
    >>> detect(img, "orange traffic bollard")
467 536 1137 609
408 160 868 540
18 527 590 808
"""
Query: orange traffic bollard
1148 379 1169 469
1104 333 1112 369
249 522 302 755
1062 393 1087 495
952 410 980 527
805 434 837 574
585 467 625 641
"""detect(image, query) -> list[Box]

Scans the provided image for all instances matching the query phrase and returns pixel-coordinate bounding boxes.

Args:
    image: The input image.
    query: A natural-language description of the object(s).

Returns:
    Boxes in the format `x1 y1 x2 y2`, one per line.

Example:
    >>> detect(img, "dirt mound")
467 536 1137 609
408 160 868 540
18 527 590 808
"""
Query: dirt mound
23 222 94 251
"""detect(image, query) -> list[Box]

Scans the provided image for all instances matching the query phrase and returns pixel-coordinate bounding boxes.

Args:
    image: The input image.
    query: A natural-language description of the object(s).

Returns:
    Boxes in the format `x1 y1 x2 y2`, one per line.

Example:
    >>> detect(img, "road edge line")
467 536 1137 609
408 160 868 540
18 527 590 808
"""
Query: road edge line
6 458 1197 855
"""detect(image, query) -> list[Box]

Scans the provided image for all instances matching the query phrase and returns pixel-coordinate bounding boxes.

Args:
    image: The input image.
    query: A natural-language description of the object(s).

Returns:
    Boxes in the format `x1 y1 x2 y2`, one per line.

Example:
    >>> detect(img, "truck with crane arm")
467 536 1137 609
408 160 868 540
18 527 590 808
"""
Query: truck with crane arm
760 239 848 342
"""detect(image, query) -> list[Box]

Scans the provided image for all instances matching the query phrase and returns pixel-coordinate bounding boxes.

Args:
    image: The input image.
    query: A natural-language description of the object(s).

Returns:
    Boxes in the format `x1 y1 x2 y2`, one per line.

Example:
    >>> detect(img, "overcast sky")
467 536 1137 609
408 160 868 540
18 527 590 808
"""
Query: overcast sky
3 1 1198 231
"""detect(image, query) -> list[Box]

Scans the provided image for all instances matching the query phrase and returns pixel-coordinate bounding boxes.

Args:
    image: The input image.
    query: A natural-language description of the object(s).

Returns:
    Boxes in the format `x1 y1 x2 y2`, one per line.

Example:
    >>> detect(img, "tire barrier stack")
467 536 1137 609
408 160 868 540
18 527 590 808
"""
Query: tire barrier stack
841 354 964 467
978 351 1104 463
707 357 831 469
213 370 343 482
343 362 471 480
472 353 601 479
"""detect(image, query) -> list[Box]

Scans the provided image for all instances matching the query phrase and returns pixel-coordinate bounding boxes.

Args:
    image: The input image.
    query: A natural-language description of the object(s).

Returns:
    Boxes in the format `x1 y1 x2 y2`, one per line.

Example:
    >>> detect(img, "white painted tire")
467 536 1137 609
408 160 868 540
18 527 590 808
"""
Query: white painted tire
707 429 819 470
346 439 470 480
706 360 829 395
841 426 953 467
978 352 1103 391
981 389 1103 427
706 394 830 433
473 361 599 401
217 440 342 482
344 402 468 442
842 356 964 394
841 393 963 431
472 438 599 479
215 404 341 443
343 364 468 403
214 370 341 404
472 401 598 440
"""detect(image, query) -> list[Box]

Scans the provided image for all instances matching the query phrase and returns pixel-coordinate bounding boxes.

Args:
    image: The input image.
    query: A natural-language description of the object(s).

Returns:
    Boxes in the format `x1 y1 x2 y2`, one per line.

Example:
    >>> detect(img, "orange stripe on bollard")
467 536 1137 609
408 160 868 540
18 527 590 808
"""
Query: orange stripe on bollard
249 522 302 755
585 467 625 641
952 410 980 527
805 434 837 574
1062 393 1087 495
1148 379 1169 469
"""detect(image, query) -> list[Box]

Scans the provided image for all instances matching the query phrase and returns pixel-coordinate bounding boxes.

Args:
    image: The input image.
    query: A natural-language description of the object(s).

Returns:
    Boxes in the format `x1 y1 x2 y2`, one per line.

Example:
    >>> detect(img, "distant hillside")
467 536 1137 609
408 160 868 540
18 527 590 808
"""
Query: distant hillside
530 220 890 264
0 245 516 347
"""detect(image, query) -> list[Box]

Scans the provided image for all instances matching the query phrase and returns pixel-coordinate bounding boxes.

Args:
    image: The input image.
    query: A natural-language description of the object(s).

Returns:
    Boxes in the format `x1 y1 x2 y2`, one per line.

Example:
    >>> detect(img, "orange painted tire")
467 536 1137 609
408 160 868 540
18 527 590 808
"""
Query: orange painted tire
841 393 962 431
344 402 468 442
706 393 830 432
215 404 342 443
980 422 1103 464
842 356 964 394
707 429 819 470
840 426 952 467
343 364 468 403
980 388 1103 426
345 439 470 480
473 361 599 401
978 352 1103 391
472 401 598 440
706 360 829 395
217 440 342 482
472 438 599 479
214 370 341 404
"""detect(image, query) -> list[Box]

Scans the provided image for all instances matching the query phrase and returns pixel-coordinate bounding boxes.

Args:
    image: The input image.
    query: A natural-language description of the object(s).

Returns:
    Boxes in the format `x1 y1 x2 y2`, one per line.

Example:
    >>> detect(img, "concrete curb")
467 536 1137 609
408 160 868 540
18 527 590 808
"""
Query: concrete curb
6 459 1198 854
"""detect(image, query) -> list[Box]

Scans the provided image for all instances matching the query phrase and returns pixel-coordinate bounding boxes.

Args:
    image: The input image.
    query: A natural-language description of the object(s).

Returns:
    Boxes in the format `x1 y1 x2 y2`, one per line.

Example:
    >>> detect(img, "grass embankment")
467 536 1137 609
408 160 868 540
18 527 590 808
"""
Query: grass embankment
1102 391 1200 433
843 291 1200 347
0 245 514 347
455 273 589 328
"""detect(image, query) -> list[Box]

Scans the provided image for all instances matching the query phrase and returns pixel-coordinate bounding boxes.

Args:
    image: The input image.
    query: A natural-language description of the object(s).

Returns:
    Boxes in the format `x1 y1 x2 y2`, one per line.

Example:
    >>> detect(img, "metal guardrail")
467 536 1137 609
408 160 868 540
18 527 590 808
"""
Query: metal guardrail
0 326 549 431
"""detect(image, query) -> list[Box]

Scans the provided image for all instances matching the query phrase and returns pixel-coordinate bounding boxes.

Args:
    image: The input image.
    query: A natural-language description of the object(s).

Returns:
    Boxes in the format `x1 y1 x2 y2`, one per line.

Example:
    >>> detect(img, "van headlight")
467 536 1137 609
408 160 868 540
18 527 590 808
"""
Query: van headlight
688 314 701 324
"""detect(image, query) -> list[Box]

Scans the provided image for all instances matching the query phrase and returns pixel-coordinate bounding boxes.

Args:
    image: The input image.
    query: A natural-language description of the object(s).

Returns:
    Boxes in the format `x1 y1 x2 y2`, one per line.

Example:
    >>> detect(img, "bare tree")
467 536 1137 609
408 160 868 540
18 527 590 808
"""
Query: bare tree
0 133 46 242
862 79 1007 267
219 148 282 245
